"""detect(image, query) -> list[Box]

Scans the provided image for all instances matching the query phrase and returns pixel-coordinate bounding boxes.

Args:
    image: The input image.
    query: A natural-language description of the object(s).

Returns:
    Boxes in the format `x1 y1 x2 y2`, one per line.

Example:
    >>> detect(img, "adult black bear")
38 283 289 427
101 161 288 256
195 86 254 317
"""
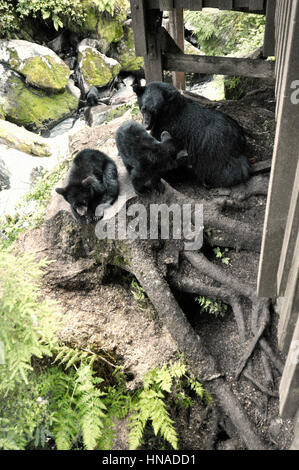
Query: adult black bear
133 81 251 188
115 120 186 195
55 149 119 223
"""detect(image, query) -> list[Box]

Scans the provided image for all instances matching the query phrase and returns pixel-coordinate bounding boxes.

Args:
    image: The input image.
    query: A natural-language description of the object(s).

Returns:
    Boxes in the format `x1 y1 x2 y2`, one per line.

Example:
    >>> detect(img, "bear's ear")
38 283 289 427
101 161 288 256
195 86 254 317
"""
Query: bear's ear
163 87 180 102
132 84 145 96
82 175 96 186
55 187 67 197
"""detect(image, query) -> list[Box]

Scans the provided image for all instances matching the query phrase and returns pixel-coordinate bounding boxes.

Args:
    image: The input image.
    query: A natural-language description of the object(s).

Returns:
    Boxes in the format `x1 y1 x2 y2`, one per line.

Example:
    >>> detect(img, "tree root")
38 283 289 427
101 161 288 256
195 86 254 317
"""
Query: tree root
127 244 270 450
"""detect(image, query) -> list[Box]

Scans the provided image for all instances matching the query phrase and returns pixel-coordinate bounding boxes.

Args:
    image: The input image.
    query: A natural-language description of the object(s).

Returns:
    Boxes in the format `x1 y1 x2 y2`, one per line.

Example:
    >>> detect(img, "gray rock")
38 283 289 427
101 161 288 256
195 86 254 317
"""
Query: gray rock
0 158 10 190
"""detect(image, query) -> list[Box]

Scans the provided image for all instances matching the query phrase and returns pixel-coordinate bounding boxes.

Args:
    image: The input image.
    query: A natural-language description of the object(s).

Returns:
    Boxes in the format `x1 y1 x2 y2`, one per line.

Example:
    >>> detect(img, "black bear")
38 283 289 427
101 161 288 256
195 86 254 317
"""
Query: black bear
55 149 119 223
133 81 251 188
86 86 99 107
115 120 186 195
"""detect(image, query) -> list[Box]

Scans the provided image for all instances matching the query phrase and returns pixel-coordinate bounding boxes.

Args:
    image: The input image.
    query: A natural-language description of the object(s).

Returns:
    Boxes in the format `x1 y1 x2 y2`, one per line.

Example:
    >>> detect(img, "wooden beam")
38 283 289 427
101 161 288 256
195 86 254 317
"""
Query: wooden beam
144 9 164 83
163 53 275 78
218 0 233 9
277 161 299 297
159 0 174 9
169 8 185 89
149 0 265 11
257 0 299 297
263 0 276 57
130 0 147 57
279 314 299 418
249 0 265 11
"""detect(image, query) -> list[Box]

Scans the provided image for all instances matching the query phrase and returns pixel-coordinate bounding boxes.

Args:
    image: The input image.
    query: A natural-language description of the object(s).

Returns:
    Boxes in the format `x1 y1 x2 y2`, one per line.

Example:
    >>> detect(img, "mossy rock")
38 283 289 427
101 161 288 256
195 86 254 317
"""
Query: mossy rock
1 40 71 93
68 0 128 53
11 55 70 93
0 119 52 157
110 26 144 72
78 46 121 88
3 74 78 133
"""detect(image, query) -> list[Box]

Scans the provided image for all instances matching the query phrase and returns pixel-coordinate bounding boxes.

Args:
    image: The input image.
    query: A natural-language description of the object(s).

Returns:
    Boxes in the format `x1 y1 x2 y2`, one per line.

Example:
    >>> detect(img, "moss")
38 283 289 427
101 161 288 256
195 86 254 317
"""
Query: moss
4 75 78 132
79 48 120 87
105 104 129 122
9 55 70 93
68 0 126 50
116 27 144 72
20 56 70 92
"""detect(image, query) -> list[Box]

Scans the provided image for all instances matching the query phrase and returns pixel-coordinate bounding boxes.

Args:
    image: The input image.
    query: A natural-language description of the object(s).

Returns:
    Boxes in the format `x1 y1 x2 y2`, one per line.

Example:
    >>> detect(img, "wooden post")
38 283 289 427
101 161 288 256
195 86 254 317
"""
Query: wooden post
144 9 164 83
169 8 185 89
263 0 276 57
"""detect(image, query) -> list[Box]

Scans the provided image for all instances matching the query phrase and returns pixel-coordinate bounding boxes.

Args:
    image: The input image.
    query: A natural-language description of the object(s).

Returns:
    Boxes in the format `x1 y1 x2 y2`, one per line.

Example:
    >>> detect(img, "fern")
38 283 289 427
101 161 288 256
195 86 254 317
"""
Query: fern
129 359 210 450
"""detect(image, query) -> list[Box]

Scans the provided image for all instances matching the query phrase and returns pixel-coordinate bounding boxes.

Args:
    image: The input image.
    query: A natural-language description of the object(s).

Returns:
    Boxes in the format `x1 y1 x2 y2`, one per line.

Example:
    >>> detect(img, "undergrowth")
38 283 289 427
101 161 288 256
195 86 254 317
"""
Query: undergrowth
0 156 71 246
0 248 211 450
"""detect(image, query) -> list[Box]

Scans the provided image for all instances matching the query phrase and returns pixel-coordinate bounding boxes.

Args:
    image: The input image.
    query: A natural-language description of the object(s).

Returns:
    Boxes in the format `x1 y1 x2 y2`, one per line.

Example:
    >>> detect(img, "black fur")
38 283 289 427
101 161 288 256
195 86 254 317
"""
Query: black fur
86 86 99 107
55 149 119 223
115 120 186 194
133 81 251 188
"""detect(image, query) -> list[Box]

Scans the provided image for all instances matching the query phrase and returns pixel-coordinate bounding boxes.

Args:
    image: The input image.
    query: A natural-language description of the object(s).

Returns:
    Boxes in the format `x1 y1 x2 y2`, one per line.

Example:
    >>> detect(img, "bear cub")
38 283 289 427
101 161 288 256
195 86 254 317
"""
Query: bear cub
56 149 119 224
115 120 186 195
86 86 99 107
133 81 251 188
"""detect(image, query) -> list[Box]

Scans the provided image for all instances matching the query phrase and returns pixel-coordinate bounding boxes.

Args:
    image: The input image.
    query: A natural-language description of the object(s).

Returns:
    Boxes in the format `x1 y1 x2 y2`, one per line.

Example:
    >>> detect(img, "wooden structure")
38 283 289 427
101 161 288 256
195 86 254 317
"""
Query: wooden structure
257 0 299 423
130 0 276 87
130 0 299 442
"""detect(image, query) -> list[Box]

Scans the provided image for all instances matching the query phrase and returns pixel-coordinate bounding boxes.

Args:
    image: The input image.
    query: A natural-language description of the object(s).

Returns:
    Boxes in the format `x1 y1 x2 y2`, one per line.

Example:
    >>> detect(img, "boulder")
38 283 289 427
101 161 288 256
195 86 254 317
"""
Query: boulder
0 39 71 93
0 119 52 157
109 24 144 72
77 45 121 94
67 0 128 54
0 65 79 133
0 158 10 190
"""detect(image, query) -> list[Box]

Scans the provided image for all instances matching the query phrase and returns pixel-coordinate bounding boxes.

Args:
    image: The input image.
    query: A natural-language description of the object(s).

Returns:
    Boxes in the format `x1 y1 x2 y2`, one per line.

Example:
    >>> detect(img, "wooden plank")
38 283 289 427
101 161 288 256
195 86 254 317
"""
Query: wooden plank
279 313 299 418
276 0 292 109
175 0 202 10
278 236 299 354
163 53 275 78
263 0 276 57
130 0 147 57
169 8 185 89
144 9 164 83
277 161 299 297
149 0 265 11
249 0 265 11
159 0 174 9
257 0 299 297
218 0 233 9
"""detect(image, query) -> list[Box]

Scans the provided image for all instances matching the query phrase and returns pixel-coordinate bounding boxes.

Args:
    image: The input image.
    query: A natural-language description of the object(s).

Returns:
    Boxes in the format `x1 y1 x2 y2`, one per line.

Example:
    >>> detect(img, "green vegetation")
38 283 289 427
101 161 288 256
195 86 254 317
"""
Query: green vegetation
213 246 230 265
195 296 228 318
0 253 210 451
184 9 265 57
129 359 212 450
0 0 86 37
0 157 71 245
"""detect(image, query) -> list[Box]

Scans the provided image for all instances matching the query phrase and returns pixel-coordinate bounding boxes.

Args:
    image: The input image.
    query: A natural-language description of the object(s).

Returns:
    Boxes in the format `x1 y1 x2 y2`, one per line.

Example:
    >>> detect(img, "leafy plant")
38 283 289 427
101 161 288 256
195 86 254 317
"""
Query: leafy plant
195 295 228 317
0 157 70 245
213 246 230 265
130 278 148 310
129 359 211 450
184 9 265 57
